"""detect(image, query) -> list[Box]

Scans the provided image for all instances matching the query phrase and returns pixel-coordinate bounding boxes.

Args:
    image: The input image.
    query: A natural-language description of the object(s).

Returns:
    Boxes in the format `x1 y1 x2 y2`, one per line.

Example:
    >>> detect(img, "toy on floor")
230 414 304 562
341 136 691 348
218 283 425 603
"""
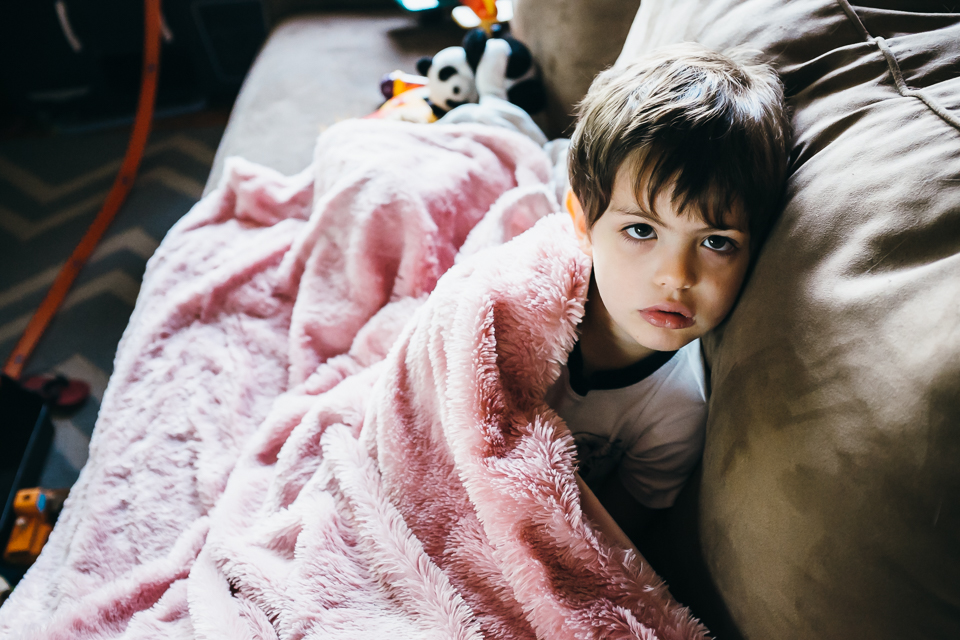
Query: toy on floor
20 374 90 411
369 26 545 122
3 487 68 566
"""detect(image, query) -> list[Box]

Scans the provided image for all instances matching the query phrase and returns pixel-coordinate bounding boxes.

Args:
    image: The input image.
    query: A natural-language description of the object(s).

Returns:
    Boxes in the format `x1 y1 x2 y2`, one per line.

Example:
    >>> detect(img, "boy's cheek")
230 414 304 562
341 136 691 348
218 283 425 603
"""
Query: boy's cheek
706 275 749 327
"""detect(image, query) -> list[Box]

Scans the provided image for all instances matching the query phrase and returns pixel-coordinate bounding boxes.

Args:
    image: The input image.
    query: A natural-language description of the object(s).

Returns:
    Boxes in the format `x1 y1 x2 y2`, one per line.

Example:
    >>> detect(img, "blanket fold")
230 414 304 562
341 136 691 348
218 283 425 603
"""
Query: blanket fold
0 120 706 640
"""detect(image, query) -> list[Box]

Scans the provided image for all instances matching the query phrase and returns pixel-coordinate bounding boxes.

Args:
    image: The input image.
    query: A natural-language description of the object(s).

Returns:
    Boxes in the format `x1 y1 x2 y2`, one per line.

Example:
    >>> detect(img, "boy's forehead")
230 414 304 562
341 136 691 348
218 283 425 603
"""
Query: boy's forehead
615 157 750 233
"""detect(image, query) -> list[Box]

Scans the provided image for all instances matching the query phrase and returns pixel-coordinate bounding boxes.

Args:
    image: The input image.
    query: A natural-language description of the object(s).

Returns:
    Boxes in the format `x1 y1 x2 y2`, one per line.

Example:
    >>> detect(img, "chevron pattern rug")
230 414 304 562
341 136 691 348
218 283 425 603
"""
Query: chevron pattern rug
0 126 223 490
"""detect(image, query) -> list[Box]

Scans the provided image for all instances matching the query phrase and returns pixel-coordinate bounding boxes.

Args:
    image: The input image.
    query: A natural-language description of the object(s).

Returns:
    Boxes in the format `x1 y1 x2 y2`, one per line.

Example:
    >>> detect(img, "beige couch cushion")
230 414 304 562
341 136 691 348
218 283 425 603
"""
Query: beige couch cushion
512 0 641 138
615 1 960 638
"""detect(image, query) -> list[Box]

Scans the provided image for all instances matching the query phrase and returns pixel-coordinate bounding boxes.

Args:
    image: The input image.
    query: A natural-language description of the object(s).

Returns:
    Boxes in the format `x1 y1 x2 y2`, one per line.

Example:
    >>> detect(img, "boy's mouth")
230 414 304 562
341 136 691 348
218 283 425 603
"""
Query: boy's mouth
638 303 695 330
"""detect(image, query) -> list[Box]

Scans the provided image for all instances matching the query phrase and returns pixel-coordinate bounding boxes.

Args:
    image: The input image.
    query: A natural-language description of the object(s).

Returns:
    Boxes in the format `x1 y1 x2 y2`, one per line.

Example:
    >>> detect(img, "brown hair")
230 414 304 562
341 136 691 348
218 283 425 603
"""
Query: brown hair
568 42 790 245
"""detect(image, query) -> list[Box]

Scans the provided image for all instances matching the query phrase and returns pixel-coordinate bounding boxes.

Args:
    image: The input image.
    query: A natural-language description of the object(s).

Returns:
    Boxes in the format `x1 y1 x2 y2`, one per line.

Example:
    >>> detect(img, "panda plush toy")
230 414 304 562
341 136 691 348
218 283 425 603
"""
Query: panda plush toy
416 27 546 120
416 45 479 119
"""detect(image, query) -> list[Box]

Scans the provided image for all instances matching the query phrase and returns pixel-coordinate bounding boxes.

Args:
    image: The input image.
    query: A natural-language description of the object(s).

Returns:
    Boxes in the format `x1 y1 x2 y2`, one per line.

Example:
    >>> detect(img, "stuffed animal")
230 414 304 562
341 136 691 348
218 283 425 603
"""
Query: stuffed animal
416 45 479 119
415 27 546 120
462 27 546 116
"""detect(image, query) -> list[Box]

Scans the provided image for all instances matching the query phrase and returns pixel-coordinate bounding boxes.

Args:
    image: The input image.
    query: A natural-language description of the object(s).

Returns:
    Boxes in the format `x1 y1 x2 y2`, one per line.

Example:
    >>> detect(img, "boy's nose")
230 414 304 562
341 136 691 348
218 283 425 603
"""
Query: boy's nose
655 248 696 290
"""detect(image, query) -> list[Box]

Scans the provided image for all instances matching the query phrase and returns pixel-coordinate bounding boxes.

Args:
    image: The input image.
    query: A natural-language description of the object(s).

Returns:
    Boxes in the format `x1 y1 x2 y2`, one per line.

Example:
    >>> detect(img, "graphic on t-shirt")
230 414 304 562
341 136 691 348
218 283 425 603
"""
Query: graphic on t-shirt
573 432 626 489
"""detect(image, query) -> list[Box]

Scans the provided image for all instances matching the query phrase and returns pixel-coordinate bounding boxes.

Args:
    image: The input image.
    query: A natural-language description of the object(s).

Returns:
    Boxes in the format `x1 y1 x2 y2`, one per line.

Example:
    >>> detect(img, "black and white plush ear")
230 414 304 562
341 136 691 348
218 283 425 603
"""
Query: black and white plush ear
462 28 488 73
503 37 533 80
416 56 433 77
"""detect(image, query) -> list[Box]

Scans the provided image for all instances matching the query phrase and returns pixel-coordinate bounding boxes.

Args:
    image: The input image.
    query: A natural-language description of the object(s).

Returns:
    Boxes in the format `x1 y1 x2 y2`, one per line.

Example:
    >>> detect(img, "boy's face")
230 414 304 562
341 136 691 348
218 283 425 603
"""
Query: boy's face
575 161 751 355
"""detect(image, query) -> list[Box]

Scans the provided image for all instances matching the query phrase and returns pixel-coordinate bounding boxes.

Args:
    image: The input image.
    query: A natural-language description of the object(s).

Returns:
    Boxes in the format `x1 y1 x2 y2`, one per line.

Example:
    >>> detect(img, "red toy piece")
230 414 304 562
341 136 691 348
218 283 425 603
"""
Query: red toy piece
21 374 90 410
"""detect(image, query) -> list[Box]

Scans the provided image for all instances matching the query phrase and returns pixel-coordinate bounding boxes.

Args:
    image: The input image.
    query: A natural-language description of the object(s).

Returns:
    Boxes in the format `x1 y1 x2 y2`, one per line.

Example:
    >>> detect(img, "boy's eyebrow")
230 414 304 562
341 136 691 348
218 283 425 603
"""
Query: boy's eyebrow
615 205 664 224
615 206 748 234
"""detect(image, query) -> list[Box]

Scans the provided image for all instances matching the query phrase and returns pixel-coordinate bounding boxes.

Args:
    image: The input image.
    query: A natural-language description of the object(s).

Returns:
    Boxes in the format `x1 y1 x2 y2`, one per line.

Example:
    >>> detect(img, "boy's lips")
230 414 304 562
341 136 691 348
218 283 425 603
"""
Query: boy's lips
638 303 695 330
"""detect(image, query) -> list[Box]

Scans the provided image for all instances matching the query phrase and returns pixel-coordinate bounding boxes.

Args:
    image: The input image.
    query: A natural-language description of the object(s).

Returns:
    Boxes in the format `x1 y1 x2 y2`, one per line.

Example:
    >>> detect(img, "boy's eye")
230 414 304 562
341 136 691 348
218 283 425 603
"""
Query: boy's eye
625 224 656 240
703 235 736 252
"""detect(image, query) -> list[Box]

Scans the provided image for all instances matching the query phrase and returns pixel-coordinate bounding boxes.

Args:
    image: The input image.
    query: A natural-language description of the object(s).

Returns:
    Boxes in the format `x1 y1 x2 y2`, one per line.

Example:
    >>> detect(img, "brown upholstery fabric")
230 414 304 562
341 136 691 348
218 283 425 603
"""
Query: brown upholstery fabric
511 0 642 138
615 2 960 638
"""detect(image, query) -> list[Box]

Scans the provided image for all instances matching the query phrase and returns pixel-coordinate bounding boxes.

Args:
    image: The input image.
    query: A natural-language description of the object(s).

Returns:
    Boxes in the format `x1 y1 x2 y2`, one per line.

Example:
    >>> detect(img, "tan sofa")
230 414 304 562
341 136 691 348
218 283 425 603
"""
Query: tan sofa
211 2 960 637
517 1 960 637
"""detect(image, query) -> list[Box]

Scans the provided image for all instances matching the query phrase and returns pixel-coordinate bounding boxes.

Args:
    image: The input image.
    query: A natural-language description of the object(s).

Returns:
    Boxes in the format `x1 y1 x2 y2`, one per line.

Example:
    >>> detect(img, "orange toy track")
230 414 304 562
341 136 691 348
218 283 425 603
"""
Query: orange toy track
3 0 163 380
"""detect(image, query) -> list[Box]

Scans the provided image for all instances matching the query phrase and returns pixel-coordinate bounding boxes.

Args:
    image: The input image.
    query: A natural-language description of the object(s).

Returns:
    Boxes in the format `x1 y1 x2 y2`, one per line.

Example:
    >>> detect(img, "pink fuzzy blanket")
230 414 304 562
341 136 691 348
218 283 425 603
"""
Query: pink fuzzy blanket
0 121 707 639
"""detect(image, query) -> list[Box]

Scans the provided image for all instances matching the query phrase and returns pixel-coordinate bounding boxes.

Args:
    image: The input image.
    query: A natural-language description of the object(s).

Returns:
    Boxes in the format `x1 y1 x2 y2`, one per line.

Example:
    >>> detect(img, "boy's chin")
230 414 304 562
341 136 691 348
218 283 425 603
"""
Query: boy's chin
632 327 701 353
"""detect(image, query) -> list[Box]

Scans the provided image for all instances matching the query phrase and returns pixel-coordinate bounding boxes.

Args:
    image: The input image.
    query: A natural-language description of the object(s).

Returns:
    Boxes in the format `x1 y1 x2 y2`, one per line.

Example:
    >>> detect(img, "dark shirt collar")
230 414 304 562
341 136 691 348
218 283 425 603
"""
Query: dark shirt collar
567 341 677 396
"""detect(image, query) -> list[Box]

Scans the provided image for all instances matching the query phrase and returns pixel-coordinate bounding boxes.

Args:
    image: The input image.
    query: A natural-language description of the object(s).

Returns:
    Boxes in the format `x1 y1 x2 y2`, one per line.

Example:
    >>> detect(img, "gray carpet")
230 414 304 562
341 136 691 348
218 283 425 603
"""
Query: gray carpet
0 126 224 489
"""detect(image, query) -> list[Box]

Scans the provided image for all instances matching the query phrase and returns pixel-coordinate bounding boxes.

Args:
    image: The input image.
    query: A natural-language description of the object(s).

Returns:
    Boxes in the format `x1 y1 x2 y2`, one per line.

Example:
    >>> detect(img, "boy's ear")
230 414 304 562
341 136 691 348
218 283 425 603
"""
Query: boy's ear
565 188 592 257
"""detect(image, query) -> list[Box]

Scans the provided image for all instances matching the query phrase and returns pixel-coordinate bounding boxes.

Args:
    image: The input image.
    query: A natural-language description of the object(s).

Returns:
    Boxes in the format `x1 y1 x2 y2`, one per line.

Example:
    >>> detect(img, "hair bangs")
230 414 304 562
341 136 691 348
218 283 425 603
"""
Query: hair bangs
633 140 749 233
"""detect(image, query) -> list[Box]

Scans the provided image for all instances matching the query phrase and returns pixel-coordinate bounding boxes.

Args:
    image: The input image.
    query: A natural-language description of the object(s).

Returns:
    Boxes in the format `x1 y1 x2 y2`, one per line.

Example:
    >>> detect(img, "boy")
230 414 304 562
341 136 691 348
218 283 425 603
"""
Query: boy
549 43 790 546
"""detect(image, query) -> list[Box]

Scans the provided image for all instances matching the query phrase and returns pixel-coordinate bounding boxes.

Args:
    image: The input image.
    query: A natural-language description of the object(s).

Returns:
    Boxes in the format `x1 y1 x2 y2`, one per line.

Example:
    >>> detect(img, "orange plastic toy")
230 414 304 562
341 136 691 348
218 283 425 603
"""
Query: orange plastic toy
461 0 498 31
4 489 54 565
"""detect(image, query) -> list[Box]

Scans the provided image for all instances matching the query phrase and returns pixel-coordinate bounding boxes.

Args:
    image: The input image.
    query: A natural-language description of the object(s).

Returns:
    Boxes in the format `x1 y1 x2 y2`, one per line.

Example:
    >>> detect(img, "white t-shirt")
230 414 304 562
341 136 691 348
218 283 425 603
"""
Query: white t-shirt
544 340 708 509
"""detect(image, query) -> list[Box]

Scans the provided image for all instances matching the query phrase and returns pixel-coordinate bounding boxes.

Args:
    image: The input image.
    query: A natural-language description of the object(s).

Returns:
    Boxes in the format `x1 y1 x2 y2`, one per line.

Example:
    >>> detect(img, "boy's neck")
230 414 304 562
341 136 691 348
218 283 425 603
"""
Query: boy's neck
577 275 658 377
